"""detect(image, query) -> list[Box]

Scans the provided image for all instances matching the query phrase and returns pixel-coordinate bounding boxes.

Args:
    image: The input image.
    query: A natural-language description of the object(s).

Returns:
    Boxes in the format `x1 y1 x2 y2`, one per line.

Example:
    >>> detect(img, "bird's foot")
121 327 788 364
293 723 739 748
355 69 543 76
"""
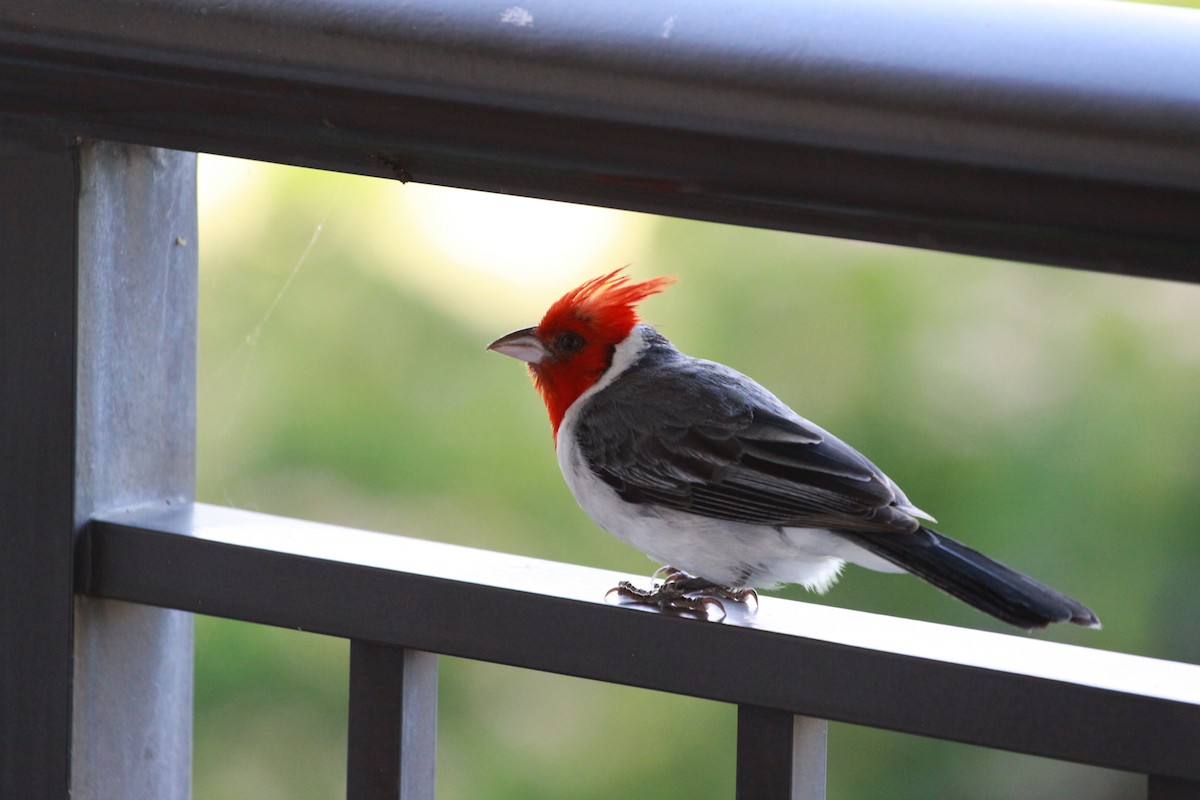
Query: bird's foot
606 568 758 620
608 579 726 619
656 568 759 607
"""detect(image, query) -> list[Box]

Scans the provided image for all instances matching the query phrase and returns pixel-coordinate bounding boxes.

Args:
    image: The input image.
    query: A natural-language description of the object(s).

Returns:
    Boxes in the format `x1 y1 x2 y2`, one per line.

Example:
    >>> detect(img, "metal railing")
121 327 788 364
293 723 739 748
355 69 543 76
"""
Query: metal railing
84 503 1200 799
2 0 1200 798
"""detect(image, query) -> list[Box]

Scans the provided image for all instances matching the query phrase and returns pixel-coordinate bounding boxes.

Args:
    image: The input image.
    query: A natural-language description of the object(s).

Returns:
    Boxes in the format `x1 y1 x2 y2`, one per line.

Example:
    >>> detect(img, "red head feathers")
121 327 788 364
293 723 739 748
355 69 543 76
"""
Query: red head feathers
537 268 674 345
488 269 673 439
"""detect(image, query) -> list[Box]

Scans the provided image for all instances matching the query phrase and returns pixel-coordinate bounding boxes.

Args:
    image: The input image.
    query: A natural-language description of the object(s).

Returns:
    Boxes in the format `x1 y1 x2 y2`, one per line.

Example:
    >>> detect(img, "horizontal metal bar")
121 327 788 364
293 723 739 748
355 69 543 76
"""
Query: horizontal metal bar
2 0 1199 278
83 503 1200 781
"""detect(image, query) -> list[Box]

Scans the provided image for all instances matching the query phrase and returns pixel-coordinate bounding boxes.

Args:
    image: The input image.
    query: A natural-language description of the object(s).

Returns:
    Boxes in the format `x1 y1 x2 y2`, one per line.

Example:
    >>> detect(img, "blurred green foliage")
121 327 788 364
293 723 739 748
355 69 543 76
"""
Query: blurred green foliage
195 136 1200 800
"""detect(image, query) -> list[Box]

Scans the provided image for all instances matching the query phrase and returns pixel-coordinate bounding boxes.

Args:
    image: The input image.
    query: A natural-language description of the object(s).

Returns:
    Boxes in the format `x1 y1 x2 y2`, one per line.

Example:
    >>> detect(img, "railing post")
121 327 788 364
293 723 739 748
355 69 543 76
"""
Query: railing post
0 130 80 800
0 137 195 799
737 705 827 800
348 641 439 800
70 141 197 799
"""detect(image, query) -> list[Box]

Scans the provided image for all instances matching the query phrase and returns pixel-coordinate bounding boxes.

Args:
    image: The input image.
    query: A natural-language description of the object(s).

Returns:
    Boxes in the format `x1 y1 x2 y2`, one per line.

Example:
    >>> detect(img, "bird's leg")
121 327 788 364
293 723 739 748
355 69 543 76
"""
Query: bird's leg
651 564 687 584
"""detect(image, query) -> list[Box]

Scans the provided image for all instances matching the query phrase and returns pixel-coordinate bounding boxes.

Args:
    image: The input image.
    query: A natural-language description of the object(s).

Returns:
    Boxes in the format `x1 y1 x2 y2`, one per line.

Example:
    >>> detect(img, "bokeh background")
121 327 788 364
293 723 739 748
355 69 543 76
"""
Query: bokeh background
193 11 1200 793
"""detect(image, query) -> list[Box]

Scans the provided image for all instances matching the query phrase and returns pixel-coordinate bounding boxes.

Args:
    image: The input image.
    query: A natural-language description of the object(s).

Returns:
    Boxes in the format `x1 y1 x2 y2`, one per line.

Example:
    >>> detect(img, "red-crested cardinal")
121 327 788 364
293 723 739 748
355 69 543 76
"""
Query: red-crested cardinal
488 269 1099 629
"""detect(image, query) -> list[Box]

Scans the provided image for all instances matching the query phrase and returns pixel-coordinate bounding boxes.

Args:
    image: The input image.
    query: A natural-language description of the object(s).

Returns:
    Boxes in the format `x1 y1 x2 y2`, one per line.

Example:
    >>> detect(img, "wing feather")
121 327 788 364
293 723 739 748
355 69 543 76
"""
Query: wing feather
572 340 921 534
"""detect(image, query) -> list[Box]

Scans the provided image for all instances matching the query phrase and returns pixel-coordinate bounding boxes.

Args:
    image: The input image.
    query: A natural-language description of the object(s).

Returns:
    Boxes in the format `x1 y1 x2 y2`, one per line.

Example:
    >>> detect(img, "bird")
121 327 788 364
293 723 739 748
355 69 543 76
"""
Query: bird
487 269 1099 630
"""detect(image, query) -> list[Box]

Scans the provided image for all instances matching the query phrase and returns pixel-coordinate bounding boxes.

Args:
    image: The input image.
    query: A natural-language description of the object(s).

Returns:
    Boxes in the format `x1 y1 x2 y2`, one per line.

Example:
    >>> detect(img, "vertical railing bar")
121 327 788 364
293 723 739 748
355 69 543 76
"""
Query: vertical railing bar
347 641 438 800
1149 775 1200 800
0 129 79 800
1 136 196 800
736 705 827 800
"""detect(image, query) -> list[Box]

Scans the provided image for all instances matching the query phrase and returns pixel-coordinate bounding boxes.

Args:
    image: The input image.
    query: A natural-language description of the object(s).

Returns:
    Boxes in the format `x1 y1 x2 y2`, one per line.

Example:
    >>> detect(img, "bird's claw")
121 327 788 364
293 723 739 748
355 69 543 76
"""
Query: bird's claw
708 586 759 607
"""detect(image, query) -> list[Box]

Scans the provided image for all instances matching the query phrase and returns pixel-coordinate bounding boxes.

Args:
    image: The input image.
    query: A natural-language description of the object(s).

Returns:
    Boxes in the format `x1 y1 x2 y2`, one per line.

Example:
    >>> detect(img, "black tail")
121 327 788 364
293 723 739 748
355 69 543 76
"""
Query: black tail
841 526 1099 630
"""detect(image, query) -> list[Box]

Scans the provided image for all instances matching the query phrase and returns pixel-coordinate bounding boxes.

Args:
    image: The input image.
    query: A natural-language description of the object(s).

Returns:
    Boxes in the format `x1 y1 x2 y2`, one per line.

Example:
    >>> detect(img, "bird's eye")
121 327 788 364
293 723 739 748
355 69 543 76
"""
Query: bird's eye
556 331 585 353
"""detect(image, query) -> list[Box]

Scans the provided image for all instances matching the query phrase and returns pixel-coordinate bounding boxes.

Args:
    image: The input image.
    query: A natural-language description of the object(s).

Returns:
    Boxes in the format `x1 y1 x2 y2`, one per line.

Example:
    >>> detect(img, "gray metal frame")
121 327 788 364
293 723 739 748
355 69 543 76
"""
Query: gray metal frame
2 0 1199 798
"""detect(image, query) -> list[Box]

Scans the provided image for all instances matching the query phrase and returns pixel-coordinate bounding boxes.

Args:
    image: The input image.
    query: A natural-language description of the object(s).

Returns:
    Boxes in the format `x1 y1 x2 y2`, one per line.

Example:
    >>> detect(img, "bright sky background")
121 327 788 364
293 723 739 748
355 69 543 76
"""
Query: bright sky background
198 154 658 329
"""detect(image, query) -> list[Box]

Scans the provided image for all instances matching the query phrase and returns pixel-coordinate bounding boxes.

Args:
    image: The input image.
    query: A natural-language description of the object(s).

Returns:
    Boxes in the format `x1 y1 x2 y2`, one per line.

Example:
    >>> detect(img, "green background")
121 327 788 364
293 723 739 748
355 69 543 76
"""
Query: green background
193 13 1200 794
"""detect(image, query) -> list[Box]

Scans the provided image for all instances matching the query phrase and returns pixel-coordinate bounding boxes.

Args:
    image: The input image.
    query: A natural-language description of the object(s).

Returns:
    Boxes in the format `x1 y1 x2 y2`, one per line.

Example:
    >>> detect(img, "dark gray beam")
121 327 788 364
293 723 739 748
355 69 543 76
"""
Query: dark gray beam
2 0 1199 278
85 503 1200 783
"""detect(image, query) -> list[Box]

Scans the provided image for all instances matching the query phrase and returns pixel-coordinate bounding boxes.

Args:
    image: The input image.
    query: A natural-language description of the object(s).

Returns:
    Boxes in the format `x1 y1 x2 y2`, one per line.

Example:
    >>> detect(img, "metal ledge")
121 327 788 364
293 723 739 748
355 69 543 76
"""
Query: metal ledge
85 503 1200 781
2 0 1200 278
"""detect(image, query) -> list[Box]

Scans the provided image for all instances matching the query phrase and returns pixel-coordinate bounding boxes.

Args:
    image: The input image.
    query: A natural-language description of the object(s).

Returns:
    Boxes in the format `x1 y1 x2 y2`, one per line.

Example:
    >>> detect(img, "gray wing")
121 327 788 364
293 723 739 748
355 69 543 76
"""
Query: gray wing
573 352 923 534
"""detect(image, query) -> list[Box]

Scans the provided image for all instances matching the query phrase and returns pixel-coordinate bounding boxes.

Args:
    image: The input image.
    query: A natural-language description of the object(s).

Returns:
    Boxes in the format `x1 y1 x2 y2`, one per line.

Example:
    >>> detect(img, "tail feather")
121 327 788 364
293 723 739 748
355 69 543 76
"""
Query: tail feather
842 526 1099 630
